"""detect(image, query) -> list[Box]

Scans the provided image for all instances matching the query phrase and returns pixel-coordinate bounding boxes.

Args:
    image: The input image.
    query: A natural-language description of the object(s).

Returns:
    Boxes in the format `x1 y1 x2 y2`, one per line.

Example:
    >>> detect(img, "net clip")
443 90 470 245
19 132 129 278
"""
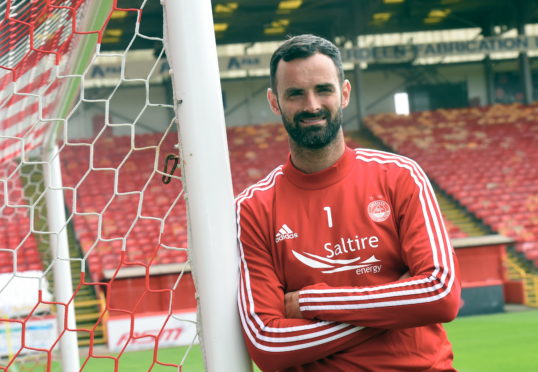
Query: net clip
162 154 179 184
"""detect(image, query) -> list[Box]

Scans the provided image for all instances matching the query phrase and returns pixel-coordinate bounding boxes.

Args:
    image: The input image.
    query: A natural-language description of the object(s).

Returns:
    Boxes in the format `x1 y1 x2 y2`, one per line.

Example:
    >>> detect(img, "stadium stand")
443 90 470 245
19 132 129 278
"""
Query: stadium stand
55 124 313 280
349 128 477 240
4 113 534 332
3 113 535 349
55 123 369 280
4 122 476 281
59 131 188 278
227 123 290 194
364 103 538 268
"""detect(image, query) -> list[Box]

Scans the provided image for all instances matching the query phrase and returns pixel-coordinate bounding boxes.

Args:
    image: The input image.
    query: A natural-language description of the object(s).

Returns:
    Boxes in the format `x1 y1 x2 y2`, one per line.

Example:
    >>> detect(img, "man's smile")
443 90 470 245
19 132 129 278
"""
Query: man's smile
299 115 327 126
295 110 330 128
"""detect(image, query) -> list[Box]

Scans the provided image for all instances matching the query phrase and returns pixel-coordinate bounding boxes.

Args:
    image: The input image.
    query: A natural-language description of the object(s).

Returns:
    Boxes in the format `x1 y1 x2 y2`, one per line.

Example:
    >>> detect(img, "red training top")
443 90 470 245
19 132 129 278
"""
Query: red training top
236 147 461 371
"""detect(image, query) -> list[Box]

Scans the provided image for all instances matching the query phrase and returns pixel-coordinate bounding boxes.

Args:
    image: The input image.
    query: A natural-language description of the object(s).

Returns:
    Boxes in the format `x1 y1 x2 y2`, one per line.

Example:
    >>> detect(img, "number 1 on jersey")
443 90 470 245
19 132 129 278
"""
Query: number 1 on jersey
323 206 333 228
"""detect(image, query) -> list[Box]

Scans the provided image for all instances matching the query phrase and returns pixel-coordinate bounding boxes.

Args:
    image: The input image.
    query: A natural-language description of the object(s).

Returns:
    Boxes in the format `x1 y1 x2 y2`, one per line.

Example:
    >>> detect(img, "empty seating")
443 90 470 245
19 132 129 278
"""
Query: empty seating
4 118 507 280
365 103 538 267
60 131 185 278
60 124 291 279
60 123 365 279
228 123 290 194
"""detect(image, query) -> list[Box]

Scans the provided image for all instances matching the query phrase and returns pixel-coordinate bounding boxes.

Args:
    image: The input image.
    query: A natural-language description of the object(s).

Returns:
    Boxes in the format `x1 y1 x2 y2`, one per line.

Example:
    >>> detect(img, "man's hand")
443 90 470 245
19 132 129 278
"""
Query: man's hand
284 291 303 319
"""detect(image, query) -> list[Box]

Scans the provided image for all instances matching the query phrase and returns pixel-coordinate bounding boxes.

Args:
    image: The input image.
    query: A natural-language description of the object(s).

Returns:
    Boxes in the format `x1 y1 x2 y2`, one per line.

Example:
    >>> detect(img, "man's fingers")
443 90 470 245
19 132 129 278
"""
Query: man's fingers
399 271 411 280
284 291 303 319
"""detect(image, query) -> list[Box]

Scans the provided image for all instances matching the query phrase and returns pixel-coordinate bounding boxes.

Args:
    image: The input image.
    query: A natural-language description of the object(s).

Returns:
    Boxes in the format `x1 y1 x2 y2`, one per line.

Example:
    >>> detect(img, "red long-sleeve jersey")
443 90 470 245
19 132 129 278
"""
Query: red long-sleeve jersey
236 147 461 372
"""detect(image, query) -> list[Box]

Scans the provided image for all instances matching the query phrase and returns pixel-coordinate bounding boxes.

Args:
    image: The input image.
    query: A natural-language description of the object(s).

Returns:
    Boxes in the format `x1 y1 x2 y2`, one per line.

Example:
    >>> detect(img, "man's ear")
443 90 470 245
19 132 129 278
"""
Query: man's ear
341 79 351 109
267 88 281 115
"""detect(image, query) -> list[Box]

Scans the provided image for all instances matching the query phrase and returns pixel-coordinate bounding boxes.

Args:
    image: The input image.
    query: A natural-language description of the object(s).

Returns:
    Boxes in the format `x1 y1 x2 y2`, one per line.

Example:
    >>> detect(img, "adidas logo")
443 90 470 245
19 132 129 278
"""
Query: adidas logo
275 224 299 243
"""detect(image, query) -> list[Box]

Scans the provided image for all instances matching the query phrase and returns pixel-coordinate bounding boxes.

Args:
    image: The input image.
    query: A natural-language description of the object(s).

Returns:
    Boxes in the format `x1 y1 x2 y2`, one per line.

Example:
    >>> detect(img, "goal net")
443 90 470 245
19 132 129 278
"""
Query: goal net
0 0 249 371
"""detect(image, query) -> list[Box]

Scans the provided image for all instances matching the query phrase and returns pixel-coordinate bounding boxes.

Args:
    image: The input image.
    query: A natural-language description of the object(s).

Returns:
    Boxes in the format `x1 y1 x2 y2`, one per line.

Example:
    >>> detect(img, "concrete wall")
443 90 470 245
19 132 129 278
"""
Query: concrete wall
66 84 174 140
219 61 492 129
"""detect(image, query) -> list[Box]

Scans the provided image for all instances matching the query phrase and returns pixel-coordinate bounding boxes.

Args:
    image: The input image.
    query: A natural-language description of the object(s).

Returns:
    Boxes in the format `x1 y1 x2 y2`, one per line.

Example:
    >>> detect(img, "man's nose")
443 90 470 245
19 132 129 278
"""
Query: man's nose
303 92 322 113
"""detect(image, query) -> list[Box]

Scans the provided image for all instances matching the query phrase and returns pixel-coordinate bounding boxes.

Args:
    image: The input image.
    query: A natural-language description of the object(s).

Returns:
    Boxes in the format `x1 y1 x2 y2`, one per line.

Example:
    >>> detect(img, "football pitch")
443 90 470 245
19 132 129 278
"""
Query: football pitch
49 308 537 371
445 307 538 372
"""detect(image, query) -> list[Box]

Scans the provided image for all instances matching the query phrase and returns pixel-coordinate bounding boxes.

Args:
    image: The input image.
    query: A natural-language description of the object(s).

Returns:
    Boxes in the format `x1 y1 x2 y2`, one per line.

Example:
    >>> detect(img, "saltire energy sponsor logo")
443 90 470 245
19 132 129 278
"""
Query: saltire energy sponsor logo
324 235 379 258
292 250 382 275
275 224 299 243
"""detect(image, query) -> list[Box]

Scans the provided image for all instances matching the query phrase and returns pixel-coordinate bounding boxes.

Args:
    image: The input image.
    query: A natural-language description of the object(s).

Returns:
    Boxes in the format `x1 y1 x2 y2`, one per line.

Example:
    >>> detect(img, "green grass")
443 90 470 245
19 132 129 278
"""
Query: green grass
445 309 538 372
78 346 206 371
17 309 537 371
43 345 205 372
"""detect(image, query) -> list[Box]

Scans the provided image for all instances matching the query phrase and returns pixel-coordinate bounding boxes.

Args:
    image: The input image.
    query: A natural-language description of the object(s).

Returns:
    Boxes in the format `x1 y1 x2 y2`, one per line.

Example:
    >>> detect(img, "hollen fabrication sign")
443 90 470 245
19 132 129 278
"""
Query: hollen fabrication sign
107 311 197 352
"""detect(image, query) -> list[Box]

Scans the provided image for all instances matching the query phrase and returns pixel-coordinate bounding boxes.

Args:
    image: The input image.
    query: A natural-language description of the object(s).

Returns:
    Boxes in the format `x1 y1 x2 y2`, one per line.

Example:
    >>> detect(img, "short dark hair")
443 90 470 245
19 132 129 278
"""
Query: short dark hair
269 34 344 92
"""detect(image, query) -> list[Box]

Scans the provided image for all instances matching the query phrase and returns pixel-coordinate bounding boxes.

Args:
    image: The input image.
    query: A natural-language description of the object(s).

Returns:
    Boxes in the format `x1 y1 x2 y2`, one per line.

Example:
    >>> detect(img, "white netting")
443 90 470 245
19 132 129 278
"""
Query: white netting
0 0 201 370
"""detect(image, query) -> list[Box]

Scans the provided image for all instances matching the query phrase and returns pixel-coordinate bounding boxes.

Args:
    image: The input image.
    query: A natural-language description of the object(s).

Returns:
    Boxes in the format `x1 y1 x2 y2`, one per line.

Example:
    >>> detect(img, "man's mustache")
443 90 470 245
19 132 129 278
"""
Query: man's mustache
294 109 331 122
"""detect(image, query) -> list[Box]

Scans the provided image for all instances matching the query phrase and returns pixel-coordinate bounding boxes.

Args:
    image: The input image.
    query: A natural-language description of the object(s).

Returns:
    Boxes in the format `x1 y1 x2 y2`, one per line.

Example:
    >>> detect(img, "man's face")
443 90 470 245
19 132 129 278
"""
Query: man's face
267 53 351 149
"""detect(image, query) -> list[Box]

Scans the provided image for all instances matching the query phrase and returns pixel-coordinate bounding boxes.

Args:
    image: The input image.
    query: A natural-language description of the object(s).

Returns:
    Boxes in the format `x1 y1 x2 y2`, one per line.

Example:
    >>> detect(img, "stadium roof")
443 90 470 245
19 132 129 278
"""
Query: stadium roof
103 0 538 51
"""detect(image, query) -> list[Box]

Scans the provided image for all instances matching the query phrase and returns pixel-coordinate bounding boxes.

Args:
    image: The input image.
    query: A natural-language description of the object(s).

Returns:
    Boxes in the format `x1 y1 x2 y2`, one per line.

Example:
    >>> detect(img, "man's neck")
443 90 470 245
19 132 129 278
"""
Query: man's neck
289 132 346 174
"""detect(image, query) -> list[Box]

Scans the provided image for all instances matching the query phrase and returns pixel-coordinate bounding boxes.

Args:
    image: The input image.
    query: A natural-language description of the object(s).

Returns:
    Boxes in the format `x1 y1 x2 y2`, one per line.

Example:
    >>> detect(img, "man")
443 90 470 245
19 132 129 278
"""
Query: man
236 34 461 371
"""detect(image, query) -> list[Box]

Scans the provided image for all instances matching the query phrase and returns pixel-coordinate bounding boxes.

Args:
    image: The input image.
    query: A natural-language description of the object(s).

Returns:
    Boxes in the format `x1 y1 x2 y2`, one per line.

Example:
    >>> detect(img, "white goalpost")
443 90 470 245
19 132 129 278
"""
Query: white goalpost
43 143 80 372
0 0 251 370
162 0 251 370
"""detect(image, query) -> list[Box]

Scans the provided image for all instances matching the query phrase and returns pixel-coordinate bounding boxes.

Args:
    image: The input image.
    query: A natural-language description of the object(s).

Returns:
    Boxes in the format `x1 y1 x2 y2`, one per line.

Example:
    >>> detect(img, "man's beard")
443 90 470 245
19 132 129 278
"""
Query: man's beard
281 107 343 149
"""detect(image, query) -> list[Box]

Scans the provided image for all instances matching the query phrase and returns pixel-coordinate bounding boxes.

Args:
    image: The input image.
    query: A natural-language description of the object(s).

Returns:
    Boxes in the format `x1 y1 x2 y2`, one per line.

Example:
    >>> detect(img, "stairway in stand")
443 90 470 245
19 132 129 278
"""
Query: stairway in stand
67 225 106 347
21 162 107 347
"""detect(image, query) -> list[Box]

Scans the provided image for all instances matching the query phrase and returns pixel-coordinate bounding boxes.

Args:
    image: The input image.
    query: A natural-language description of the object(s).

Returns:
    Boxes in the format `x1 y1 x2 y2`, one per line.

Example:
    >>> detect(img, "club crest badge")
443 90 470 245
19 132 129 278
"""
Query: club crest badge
368 200 391 222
